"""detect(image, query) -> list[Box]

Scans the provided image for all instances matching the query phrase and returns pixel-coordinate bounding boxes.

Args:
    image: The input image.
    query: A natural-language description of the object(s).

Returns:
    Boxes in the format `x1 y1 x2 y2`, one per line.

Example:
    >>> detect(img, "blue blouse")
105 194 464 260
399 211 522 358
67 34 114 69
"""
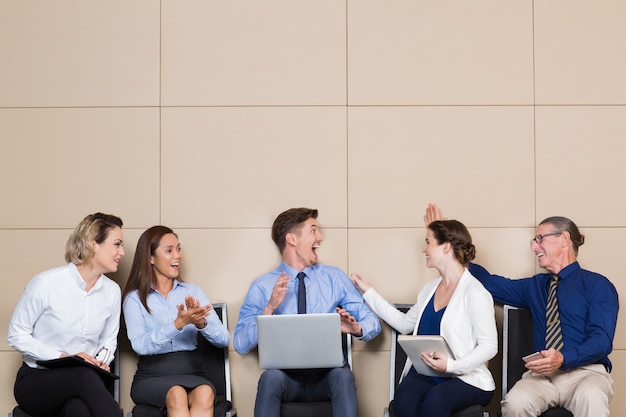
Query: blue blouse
417 295 450 384
123 280 230 356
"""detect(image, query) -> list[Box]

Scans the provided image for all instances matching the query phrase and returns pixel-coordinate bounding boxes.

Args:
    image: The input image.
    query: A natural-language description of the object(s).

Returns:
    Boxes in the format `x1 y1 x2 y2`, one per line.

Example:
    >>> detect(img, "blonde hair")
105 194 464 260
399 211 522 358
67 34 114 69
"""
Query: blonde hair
65 213 123 266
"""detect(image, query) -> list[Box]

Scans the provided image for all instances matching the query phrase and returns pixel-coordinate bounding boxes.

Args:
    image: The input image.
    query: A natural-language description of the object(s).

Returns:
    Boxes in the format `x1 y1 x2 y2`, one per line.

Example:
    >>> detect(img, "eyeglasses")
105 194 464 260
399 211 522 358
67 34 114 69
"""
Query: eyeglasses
530 232 562 245
94 346 111 363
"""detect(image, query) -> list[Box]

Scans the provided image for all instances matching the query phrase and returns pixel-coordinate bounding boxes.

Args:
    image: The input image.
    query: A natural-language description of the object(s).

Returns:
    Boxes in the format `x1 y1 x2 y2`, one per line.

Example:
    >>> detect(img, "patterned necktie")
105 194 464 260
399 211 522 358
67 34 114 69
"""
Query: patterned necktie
297 272 306 314
545 275 564 350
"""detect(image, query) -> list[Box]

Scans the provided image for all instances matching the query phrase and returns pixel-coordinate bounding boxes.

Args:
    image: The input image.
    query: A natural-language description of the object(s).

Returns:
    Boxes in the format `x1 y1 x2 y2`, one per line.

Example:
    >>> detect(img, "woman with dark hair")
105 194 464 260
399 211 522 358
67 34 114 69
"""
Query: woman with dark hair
8 212 124 417
350 217 497 417
122 225 229 417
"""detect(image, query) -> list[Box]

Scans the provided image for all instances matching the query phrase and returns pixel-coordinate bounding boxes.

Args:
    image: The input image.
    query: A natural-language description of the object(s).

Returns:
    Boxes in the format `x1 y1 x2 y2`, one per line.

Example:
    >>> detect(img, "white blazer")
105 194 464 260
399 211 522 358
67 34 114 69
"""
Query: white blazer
362 268 497 391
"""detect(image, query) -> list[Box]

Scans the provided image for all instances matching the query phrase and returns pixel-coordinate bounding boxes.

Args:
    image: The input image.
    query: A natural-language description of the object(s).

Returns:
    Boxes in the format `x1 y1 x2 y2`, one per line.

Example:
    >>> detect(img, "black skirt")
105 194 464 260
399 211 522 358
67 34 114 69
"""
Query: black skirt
131 350 215 408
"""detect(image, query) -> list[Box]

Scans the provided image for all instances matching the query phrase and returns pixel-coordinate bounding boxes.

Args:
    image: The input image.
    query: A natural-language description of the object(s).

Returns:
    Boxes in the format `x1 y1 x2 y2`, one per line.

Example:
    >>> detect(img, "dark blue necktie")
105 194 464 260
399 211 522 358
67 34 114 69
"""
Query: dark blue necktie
297 272 306 314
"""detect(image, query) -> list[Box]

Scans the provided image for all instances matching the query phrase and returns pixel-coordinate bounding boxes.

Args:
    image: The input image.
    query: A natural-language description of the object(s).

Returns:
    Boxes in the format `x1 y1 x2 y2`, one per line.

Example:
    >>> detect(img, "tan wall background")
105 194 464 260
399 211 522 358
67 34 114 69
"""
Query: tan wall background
1 1 624 416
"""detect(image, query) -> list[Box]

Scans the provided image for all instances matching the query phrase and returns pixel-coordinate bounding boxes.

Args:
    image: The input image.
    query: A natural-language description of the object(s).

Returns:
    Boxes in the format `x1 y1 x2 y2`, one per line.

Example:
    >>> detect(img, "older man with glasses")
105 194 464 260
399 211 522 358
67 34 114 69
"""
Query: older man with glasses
425 204 618 417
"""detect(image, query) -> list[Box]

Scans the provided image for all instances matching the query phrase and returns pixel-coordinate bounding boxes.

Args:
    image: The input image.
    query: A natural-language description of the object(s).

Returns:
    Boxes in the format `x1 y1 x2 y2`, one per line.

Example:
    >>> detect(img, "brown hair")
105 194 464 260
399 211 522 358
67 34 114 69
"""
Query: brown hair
123 225 180 313
428 220 476 266
65 212 123 266
271 208 319 253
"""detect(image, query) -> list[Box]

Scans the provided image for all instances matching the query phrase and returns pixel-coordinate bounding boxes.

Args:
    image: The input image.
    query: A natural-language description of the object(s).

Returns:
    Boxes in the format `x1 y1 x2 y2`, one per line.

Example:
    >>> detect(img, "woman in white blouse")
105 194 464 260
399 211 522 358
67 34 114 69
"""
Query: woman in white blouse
351 218 497 417
8 213 124 417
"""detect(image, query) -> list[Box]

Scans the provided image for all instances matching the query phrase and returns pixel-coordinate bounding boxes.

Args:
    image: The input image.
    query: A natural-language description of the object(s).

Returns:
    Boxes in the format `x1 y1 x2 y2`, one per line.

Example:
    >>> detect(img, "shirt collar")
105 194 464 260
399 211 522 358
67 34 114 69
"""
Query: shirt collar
279 261 313 282
150 279 184 293
69 262 103 290
554 261 580 280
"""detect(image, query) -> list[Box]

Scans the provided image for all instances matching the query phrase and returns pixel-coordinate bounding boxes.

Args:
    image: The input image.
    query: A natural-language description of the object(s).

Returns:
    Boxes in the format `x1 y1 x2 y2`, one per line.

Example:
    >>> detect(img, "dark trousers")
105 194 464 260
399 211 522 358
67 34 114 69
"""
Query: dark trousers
392 368 493 417
14 363 119 417
254 364 357 417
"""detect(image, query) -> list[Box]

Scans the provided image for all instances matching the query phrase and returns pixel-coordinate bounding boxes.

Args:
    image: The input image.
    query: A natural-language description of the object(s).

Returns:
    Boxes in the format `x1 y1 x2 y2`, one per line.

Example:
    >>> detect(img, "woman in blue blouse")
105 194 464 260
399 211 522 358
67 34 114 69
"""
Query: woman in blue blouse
122 226 230 417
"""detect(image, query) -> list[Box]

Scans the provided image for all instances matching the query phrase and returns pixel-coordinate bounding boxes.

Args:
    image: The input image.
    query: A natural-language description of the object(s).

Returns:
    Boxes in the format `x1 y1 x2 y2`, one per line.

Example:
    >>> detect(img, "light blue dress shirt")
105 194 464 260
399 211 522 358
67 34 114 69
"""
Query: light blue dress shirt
123 280 230 356
234 261 381 355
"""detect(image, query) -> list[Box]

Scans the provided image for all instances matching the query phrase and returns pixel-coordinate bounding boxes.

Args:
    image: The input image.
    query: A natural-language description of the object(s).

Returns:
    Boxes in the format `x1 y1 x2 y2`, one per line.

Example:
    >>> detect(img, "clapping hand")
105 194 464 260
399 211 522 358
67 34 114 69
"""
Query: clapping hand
175 295 212 330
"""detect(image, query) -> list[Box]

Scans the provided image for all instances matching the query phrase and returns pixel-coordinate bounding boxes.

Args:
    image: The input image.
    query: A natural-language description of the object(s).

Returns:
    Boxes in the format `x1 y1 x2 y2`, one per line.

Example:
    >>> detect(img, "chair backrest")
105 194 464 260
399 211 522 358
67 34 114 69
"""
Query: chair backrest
502 305 534 398
343 332 353 368
388 304 412 401
503 305 574 417
196 302 232 402
103 348 120 403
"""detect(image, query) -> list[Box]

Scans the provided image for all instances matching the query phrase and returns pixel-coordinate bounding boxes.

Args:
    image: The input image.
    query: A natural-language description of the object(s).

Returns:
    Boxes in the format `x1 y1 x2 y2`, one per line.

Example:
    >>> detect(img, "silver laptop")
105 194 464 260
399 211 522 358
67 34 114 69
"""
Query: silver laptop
256 313 344 369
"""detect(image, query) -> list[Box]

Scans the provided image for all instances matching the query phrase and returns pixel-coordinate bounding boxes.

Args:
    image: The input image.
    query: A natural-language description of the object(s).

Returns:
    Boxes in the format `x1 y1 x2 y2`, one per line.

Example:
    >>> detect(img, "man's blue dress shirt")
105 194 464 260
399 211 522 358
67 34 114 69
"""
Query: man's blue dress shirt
469 262 618 371
234 261 381 355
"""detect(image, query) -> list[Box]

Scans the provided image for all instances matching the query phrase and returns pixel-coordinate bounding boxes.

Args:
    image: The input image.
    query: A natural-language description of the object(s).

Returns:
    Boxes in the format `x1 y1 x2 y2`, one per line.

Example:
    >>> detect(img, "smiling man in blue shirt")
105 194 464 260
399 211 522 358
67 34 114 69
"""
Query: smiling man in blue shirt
234 207 381 417
426 204 618 417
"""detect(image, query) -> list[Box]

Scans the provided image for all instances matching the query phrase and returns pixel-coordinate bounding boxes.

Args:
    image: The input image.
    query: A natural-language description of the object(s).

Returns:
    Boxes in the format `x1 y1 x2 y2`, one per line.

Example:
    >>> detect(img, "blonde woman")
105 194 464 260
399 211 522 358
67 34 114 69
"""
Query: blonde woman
8 213 124 417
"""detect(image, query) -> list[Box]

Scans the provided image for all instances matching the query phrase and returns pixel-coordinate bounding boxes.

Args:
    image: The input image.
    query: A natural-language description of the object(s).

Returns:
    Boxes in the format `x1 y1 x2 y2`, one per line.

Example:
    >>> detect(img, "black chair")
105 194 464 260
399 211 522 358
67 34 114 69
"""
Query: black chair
503 305 573 417
384 304 487 417
279 333 352 417
128 303 236 417
9 349 121 417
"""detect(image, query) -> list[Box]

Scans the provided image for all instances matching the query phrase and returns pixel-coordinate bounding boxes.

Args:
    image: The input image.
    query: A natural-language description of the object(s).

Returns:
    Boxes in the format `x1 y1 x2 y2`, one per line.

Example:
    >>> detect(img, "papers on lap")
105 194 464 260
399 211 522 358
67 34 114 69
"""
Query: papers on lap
37 356 118 380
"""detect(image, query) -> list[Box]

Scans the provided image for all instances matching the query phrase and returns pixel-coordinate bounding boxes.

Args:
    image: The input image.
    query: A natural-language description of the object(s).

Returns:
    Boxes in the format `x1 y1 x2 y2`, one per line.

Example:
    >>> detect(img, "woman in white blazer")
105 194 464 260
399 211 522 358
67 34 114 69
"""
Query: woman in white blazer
351 218 497 417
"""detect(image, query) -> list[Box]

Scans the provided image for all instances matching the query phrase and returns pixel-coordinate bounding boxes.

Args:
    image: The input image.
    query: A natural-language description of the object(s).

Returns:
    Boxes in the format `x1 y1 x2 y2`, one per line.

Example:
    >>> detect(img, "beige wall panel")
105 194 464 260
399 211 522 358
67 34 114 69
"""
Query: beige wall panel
348 106 535 228
347 0 533 105
351 350 390 417
2 351 23 409
161 107 347 228
0 1 159 107
119 351 138 414
534 0 626 104
535 106 626 226
575 228 625 349
0 108 161 229
470 228 538 279
230 351 264 417
161 1 346 106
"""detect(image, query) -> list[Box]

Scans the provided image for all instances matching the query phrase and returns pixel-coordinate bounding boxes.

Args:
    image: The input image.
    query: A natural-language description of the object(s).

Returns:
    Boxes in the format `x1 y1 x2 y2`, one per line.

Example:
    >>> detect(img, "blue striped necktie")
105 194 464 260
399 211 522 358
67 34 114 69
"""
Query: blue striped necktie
545 275 564 351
